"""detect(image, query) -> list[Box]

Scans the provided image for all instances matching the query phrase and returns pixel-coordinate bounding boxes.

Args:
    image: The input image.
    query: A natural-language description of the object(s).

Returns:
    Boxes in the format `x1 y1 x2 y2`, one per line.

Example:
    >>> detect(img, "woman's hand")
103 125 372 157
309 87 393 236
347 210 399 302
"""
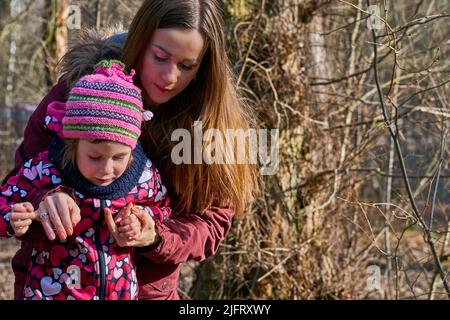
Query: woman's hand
9 202 37 237
37 192 81 241
104 205 160 248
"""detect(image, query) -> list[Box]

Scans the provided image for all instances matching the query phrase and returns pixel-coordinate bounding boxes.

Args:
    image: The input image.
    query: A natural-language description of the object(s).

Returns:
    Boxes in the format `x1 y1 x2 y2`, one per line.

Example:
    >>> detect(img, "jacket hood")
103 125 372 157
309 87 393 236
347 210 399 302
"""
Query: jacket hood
57 25 127 88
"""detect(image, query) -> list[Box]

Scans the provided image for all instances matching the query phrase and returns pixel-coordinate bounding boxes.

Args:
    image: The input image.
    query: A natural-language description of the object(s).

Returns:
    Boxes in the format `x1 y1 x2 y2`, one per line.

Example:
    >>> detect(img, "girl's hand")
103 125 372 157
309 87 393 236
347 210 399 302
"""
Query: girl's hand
9 202 37 237
116 203 142 241
37 192 81 241
104 205 160 248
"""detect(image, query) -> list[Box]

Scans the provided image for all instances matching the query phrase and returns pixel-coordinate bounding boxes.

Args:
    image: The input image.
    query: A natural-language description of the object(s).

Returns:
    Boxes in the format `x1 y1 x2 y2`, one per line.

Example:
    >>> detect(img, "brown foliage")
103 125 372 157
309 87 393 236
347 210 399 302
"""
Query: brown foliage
1 0 449 300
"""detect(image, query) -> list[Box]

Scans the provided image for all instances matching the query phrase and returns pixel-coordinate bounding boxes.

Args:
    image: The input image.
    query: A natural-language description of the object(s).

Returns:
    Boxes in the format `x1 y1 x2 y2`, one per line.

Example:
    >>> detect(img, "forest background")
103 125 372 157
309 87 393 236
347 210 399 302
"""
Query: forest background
0 0 449 299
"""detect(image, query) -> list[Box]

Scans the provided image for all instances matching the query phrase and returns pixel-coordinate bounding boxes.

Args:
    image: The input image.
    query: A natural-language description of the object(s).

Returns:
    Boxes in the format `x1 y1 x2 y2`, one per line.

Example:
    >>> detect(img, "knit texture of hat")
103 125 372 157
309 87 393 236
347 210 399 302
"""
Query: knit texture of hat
63 59 143 149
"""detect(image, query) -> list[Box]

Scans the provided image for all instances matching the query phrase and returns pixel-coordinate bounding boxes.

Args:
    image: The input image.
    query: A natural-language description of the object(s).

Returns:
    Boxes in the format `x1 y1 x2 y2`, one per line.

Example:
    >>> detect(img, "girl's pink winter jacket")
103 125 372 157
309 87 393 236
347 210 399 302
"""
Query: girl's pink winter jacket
0 111 172 300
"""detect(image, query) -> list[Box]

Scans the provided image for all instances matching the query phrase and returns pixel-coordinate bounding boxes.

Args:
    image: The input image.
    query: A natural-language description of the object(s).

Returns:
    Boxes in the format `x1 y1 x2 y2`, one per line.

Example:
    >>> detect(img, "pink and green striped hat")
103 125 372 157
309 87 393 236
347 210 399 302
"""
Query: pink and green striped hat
63 59 149 149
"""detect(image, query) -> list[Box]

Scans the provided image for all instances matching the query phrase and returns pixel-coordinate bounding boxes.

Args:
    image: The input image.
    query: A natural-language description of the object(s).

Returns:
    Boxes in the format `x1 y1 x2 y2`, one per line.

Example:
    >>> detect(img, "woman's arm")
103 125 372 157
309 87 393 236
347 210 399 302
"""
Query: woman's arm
133 163 173 223
135 202 234 265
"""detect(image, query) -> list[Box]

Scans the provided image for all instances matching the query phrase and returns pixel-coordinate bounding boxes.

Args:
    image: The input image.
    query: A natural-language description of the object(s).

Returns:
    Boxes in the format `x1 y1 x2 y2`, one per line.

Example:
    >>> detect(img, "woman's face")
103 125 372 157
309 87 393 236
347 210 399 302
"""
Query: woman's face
138 28 205 107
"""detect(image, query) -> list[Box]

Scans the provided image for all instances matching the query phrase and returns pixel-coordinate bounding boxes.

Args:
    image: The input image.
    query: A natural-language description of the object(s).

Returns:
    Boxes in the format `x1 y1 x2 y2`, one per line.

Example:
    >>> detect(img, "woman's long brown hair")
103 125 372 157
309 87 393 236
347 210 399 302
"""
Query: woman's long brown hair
122 0 259 217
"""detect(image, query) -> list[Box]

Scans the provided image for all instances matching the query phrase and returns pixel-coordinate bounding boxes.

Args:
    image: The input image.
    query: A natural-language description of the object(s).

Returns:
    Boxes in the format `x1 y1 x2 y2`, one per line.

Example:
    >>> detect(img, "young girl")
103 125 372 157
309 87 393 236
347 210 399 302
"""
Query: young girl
0 59 171 300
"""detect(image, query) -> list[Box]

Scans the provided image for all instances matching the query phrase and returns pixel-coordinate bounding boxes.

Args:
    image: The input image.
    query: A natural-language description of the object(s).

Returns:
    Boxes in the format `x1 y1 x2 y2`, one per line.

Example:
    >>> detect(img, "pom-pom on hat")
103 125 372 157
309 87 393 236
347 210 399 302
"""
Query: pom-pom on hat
62 59 147 149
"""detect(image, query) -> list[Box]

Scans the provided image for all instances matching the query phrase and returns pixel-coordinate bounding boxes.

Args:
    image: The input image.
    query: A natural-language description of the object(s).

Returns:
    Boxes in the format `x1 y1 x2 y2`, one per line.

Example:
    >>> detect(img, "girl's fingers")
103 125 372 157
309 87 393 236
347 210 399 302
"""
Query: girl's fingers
11 202 34 213
114 210 123 224
14 226 30 237
119 222 141 240
125 203 133 216
120 203 133 220
115 203 134 224
10 210 38 238
120 214 138 226
11 219 33 229
22 202 34 212
119 223 140 234
10 211 39 221
104 208 118 235
118 220 140 232
118 224 132 233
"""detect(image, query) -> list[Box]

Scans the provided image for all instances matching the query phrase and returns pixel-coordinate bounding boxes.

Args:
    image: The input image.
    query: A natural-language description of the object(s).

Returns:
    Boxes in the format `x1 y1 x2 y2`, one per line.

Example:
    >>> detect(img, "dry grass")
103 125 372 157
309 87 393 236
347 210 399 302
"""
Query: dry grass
0 238 20 300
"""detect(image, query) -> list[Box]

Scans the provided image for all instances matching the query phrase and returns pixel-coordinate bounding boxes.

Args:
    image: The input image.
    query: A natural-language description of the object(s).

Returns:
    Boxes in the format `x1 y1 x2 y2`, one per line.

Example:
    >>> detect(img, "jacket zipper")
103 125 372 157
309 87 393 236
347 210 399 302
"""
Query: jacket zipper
95 199 107 300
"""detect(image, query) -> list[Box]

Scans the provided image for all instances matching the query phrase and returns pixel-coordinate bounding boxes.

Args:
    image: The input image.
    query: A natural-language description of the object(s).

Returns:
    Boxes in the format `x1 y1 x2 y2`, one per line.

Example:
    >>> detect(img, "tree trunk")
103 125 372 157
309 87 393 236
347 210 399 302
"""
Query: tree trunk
6 0 21 109
42 0 68 85
55 0 69 63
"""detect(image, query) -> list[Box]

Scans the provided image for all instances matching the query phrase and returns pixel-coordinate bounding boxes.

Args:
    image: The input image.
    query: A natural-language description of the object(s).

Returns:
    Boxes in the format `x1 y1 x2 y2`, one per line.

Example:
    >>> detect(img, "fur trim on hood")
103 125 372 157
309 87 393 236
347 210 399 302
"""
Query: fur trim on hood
57 25 126 88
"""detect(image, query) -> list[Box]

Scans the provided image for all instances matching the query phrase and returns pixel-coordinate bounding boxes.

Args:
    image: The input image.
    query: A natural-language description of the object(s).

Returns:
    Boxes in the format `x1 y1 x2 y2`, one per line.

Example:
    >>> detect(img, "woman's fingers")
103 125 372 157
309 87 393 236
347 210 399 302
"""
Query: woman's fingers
118 224 139 234
53 193 76 236
34 193 82 241
42 199 66 240
123 231 139 241
53 198 72 236
67 198 81 227
35 205 56 241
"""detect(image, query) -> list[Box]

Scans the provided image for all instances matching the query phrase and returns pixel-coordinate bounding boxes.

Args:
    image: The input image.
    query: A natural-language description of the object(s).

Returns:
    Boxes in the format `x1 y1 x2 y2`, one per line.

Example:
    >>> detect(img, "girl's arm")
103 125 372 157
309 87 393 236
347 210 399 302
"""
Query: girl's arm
0 155 62 238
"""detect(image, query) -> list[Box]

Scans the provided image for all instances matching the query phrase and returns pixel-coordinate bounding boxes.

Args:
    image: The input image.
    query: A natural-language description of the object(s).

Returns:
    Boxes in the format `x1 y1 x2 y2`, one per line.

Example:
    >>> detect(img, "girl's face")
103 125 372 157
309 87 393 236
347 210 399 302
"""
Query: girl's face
76 140 132 186
139 28 205 106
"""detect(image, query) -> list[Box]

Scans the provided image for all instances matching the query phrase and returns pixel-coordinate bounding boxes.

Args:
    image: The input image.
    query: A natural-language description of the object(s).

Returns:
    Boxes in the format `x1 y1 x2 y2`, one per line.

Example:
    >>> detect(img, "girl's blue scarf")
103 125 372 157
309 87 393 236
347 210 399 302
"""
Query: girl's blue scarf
48 136 147 200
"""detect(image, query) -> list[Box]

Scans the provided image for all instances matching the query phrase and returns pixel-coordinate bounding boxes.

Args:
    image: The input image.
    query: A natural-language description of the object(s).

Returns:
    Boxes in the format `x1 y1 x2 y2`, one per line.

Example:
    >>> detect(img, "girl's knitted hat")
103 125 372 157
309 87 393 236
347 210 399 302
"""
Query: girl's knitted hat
63 59 151 149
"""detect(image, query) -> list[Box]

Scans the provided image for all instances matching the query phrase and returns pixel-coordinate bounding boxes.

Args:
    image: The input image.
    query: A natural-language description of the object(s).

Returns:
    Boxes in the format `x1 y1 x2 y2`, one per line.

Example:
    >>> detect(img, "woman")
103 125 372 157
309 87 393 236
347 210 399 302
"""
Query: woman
5 0 258 300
